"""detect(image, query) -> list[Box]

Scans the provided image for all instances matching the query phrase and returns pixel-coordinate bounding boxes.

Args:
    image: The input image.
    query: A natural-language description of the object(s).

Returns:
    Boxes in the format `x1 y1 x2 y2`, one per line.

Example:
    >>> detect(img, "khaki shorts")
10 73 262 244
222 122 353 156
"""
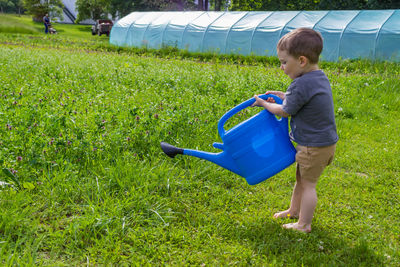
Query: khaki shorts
296 144 336 183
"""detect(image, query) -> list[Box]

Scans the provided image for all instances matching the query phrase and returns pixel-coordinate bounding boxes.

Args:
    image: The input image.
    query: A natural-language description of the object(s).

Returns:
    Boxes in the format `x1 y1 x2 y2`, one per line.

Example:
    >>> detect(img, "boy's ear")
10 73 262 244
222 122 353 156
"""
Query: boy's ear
298 56 309 67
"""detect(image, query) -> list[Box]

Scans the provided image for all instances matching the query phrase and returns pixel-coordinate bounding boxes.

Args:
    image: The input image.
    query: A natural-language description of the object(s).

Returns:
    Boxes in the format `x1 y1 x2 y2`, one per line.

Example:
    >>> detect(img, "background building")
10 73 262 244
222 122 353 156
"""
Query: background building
60 0 94 24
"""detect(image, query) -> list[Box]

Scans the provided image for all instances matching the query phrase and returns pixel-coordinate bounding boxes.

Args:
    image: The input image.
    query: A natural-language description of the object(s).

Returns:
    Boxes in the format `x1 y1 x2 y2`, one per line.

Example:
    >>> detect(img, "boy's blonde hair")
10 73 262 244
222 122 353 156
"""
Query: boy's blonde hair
277 28 323 64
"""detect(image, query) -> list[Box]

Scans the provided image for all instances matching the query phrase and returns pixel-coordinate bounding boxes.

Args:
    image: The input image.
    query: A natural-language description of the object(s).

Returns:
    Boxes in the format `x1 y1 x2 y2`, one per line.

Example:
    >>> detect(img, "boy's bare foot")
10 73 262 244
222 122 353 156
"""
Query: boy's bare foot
273 210 298 219
282 222 311 233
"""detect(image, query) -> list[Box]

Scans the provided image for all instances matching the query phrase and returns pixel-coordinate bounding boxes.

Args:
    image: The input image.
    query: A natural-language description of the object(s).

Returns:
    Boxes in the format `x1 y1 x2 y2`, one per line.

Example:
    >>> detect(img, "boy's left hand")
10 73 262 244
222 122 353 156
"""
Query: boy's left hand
251 95 265 107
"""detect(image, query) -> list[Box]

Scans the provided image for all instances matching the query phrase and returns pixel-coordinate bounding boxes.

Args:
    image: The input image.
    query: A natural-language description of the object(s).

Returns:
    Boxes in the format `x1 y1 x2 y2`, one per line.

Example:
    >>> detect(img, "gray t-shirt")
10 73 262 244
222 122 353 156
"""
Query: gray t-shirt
282 70 338 147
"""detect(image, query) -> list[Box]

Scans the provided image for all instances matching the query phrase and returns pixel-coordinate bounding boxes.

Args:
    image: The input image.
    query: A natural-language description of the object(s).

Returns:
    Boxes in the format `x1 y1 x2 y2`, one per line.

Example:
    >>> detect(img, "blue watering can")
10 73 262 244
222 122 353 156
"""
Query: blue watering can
160 94 296 185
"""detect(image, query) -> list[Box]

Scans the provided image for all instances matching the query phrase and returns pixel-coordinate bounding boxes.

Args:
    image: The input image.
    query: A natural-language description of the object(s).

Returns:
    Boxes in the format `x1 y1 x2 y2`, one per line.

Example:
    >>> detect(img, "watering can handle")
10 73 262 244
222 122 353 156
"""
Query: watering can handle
217 94 283 139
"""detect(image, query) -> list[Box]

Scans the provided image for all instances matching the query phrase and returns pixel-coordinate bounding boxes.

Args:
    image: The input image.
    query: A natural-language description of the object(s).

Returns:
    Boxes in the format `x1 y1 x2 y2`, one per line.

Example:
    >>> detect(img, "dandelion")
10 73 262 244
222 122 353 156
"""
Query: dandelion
287 213 291 217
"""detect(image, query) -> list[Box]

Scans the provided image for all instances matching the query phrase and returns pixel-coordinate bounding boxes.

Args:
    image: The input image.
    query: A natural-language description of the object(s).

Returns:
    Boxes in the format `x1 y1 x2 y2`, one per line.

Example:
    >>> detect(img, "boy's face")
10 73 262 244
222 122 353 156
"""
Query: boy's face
277 49 304 80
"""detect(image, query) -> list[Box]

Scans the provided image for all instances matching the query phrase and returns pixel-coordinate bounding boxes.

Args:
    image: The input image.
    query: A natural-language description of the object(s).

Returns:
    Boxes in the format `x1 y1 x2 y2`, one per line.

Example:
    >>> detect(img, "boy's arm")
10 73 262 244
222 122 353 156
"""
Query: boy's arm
252 95 290 118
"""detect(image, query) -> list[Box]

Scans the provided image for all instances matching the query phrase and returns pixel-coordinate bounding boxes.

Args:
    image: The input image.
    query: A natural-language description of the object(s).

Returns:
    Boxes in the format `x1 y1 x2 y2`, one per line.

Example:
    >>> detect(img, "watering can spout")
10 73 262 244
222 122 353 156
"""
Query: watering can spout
160 142 241 175
160 142 184 158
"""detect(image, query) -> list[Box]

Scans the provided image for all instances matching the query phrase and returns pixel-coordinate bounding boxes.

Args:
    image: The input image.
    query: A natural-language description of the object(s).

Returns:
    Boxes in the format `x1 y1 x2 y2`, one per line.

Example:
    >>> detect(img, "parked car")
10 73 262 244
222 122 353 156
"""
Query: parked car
91 19 113 36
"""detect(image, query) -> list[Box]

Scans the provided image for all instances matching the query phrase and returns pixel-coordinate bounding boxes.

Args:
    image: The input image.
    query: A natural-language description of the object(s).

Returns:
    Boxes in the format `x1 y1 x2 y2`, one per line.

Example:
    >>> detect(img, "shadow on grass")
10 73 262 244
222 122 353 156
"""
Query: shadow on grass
226 219 384 266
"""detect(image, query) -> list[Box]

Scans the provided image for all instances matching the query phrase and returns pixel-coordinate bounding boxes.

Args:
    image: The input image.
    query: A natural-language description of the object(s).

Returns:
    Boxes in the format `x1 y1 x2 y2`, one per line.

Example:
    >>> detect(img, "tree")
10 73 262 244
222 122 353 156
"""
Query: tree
230 0 263 11
108 0 197 17
214 0 222 11
15 0 23 14
0 0 13 13
197 0 209 10
75 0 111 22
230 0 400 11
1 0 23 13
142 0 196 11
22 0 63 22
108 0 135 18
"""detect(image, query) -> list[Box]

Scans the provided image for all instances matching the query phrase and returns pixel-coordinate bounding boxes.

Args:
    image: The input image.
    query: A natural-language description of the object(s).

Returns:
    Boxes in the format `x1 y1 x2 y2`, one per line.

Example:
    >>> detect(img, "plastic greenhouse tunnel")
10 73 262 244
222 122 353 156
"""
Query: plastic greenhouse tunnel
110 10 400 62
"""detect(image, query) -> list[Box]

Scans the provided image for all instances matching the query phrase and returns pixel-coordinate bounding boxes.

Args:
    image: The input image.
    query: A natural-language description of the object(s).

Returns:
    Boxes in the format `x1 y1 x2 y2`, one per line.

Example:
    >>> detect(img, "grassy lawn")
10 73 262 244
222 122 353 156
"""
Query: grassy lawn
0 13 399 265
0 13 100 38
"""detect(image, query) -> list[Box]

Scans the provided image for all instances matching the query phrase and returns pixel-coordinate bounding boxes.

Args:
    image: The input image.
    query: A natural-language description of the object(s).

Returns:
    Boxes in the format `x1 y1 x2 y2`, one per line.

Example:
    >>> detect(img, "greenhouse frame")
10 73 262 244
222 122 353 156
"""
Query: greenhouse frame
110 10 400 62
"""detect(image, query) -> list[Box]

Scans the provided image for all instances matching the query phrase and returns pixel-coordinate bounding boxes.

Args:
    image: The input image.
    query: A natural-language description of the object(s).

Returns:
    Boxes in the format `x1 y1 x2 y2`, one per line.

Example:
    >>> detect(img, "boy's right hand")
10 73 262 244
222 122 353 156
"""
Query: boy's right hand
265 91 285 101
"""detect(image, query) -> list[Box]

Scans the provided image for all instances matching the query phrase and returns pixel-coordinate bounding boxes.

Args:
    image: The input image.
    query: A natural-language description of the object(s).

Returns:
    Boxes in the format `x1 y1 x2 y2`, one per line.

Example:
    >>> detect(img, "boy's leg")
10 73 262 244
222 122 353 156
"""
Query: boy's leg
274 144 309 219
282 179 316 233
282 144 336 233
298 179 318 227
273 166 302 218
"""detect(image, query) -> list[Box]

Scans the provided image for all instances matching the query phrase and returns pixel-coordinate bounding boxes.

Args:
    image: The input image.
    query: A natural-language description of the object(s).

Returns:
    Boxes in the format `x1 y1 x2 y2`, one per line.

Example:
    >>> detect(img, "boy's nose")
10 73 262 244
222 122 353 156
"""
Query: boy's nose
280 65 284 70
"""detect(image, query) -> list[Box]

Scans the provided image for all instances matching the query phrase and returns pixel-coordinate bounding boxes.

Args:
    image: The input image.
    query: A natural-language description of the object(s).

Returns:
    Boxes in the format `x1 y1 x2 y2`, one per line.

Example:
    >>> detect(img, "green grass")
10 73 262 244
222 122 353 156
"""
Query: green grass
0 14 41 34
0 13 106 39
0 14 399 265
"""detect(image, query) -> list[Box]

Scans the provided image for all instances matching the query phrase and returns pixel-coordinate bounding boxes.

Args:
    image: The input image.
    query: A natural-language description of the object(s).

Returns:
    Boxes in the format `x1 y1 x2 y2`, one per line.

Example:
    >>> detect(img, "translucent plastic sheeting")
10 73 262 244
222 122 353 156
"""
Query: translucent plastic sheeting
110 10 400 62
182 12 224 52
376 10 400 60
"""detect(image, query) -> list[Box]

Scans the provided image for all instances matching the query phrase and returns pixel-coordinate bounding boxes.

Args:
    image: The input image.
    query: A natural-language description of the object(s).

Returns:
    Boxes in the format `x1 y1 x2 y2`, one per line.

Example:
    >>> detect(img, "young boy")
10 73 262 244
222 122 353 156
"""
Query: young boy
252 28 338 233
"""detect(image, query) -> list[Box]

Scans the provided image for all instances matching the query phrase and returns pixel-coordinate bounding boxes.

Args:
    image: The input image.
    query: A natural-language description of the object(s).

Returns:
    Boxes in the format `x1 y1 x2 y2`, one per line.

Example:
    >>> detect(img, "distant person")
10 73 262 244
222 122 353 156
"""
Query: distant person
43 14 50 34
252 28 338 233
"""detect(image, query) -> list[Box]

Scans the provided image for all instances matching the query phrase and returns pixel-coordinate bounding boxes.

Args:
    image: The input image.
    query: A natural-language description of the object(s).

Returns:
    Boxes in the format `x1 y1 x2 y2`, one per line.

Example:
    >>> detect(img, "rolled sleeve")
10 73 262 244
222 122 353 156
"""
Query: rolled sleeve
282 81 307 116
